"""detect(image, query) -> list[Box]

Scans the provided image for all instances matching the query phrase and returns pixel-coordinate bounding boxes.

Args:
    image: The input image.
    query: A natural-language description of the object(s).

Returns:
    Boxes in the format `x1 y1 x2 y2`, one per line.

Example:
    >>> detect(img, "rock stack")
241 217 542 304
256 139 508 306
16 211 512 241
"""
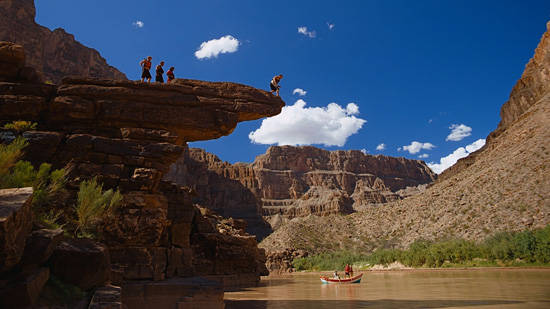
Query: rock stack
0 41 284 307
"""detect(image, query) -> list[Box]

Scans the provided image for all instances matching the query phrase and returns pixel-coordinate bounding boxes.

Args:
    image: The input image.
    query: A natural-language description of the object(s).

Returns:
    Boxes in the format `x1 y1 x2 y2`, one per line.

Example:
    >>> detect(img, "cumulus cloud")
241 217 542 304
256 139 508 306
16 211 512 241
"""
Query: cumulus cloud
132 20 144 28
446 124 472 141
249 99 366 146
327 22 335 30
428 139 486 174
195 35 240 59
360 148 367 154
293 88 307 96
400 141 435 154
298 26 316 38
418 154 429 159
376 143 386 151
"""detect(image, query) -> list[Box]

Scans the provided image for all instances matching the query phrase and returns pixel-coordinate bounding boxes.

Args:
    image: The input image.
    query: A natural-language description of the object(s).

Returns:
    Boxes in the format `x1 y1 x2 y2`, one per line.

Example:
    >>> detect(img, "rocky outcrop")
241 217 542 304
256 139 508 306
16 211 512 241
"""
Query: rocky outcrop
265 248 308 274
0 267 50 308
260 23 550 254
0 187 33 273
165 145 436 236
0 41 284 297
49 239 111 290
438 21 550 182
0 0 127 83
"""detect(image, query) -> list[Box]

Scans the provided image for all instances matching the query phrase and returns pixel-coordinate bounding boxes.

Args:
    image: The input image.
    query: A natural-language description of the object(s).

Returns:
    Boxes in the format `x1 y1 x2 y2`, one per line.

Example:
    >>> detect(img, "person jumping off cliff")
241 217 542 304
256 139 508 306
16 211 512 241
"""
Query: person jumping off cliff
155 61 165 83
140 56 153 83
270 74 283 96
166 67 175 83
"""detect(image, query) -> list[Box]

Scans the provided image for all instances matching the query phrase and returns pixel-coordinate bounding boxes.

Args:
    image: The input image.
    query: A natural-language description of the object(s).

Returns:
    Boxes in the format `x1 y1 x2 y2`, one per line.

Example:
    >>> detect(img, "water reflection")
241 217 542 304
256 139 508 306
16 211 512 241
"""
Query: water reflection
225 269 550 309
225 299 523 309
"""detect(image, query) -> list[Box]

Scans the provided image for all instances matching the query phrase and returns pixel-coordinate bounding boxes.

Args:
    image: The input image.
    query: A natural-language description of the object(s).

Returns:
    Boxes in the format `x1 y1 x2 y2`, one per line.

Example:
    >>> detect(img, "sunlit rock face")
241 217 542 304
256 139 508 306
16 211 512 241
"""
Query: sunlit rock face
0 0 127 83
0 41 283 288
165 144 436 237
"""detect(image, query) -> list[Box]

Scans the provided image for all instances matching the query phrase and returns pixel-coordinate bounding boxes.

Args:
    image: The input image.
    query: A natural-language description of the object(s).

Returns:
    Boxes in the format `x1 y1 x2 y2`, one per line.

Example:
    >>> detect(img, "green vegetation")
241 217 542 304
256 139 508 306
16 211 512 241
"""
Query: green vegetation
75 177 122 238
292 225 550 271
2 120 37 133
0 136 28 178
293 251 369 271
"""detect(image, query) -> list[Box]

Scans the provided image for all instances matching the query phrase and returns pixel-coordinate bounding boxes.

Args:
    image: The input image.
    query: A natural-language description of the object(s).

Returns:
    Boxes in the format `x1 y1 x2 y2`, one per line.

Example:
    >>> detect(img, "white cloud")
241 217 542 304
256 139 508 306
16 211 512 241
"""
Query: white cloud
428 138 486 174
249 99 366 146
376 143 386 151
327 22 335 30
293 88 307 96
418 154 429 159
132 21 144 28
195 35 240 59
360 148 367 154
298 26 316 38
446 124 472 141
401 141 435 154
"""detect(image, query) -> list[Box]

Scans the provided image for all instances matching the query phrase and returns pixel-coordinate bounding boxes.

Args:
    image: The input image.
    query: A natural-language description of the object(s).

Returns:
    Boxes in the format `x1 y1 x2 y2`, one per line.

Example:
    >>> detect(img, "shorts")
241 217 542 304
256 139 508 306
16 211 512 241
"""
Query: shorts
141 69 151 79
270 83 279 91
156 74 164 83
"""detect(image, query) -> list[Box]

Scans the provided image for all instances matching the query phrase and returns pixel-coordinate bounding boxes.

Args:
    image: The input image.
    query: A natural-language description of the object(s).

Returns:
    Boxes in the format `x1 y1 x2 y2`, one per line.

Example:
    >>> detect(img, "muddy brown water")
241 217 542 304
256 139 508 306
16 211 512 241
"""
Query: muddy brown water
225 269 550 308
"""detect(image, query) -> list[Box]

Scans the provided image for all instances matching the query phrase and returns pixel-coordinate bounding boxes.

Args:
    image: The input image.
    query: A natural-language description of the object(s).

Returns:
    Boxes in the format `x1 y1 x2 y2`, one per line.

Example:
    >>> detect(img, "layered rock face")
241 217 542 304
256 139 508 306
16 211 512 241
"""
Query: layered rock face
0 41 283 291
260 23 550 254
0 0 127 83
165 145 436 236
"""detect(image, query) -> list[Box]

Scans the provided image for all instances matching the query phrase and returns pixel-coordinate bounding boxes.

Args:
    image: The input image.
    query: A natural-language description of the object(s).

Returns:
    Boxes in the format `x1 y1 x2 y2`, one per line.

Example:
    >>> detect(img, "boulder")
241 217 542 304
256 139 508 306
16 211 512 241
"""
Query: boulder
49 238 111 290
0 267 49 308
0 187 33 273
21 228 64 267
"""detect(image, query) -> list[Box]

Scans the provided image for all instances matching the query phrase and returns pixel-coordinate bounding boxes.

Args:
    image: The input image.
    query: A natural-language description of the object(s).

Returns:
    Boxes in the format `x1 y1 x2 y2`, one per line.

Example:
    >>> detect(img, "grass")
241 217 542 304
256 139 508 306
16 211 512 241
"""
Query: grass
292 225 550 271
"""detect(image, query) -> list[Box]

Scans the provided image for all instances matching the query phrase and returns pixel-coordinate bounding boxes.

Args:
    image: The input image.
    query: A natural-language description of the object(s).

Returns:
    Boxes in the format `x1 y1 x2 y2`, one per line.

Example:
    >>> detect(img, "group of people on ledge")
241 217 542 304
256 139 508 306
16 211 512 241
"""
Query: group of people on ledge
139 56 175 84
139 56 284 97
333 264 354 279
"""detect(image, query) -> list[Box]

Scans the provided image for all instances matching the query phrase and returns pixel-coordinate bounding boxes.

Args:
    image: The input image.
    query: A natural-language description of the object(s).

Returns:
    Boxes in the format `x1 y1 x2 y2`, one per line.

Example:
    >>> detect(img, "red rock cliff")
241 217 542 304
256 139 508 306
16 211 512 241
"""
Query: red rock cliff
0 41 284 286
165 145 436 236
0 0 127 83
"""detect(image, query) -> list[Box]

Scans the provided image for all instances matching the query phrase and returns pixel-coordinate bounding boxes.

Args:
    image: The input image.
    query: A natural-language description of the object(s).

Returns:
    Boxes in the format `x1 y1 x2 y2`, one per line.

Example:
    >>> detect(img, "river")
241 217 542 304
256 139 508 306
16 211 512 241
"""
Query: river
225 269 550 308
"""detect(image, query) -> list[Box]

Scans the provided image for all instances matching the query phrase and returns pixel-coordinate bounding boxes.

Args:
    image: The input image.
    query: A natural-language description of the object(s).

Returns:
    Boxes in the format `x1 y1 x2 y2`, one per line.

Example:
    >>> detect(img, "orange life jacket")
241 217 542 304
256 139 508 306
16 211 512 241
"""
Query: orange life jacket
142 59 152 70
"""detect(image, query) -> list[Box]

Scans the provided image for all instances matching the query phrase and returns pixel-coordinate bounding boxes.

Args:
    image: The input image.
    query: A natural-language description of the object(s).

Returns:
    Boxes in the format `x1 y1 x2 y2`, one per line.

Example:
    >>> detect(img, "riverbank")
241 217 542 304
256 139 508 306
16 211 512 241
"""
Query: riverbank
266 266 550 277
286 225 550 272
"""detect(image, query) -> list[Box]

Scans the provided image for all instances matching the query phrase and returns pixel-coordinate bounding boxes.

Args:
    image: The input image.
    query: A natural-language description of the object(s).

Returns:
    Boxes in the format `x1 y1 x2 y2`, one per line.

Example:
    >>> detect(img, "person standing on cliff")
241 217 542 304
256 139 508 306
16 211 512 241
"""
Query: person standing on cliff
166 66 175 83
140 56 153 83
155 61 165 83
270 74 283 96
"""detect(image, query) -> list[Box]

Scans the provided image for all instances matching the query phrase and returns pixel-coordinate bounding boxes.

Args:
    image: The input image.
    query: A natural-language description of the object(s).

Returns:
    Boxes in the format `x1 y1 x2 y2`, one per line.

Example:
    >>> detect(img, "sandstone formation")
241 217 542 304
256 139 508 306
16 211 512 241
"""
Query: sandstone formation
0 41 283 307
0 0 127 83
0 187 33 273
165 145 436 237
260 22 550 255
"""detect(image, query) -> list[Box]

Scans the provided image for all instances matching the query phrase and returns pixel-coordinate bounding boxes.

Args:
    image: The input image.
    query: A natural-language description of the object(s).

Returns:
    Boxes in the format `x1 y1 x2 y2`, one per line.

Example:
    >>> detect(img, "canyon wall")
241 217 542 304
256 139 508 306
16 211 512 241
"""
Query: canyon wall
165 144 436 237
0 41 284 295
0 0 127 83
260 22 550 255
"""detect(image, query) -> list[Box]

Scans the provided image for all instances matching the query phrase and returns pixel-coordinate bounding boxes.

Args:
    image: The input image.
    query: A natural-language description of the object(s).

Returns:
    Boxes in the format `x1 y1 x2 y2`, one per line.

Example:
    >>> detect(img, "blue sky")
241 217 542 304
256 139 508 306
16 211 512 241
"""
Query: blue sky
35 1 550 172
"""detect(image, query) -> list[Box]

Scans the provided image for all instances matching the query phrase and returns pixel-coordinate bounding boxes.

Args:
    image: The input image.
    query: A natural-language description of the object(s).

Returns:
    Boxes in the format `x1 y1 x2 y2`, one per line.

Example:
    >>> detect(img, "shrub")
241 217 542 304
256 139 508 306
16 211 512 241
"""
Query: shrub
533 225 550 263
0 137 28 181
75 177 122 238
2 120 37 133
